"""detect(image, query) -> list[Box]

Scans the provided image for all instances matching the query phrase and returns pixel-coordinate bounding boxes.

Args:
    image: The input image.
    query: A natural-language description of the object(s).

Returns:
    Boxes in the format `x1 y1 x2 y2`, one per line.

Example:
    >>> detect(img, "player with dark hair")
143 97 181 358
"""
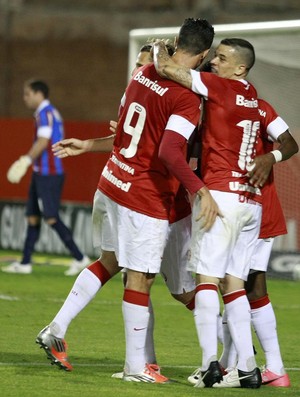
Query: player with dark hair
92 18 217 383
3 79 89 276
219 98 297 387
35 29 222 380
154 37 264 388
187 96 298 387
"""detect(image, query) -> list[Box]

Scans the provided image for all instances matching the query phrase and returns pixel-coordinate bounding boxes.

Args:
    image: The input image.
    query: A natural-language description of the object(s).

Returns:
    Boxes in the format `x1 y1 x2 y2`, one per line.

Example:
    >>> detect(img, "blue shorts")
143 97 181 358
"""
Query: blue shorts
26 173 65 219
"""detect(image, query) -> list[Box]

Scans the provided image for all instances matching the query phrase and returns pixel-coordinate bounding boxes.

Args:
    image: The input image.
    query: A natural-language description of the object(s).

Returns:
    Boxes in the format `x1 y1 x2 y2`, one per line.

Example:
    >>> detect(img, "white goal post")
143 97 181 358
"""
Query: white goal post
128 19 300 80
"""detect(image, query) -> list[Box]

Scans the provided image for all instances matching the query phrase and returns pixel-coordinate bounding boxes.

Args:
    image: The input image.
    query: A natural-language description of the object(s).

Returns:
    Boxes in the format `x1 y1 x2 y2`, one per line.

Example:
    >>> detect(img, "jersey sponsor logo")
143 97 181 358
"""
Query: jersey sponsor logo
231 171 243 177
229 181 261 195
133 70 169 96
111 154 135 175
102 166 131 192
236 95 258 108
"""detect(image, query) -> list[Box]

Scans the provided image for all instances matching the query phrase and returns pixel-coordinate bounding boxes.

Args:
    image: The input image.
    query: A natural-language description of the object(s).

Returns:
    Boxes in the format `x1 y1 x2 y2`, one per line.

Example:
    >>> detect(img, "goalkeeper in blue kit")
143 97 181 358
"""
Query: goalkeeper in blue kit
3 79 89 276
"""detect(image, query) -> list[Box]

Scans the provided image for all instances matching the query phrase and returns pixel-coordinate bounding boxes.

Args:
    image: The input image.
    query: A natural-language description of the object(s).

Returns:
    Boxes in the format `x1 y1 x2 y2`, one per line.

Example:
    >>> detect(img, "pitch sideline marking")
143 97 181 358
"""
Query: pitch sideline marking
0 362 299 371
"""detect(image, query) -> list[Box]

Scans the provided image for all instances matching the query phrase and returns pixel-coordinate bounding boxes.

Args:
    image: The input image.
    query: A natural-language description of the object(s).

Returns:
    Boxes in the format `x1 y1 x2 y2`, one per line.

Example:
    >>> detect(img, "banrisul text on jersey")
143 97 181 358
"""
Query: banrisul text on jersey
133 71 169 96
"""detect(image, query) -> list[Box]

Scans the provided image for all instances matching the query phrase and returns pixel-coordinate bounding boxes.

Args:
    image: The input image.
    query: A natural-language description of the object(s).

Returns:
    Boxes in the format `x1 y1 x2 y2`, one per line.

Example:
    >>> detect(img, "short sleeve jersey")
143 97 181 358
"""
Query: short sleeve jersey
257 99 288 238
33 100 64 175
98 63 201 220
191 71 262 203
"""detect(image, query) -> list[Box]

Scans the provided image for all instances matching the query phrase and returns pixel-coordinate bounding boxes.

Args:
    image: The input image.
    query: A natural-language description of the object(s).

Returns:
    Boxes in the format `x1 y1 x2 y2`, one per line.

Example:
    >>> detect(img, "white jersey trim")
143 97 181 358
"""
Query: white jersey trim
165 114 196 140
267 117 289 142
191 69 208 99
120 93 126 108
37 126 52 139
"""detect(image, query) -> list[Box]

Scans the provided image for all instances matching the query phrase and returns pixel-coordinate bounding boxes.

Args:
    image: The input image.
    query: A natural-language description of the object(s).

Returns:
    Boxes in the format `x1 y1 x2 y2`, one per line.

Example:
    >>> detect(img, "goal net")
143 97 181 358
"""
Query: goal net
128 20 300 279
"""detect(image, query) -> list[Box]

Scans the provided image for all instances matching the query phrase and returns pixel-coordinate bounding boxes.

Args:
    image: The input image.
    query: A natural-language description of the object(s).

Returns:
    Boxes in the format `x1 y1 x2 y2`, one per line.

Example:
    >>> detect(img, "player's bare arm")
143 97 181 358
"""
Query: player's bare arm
28 137 49 160
248 130 299 187
52 135 115 158
196 186 223 231
276 130 299 159
153 41 192 89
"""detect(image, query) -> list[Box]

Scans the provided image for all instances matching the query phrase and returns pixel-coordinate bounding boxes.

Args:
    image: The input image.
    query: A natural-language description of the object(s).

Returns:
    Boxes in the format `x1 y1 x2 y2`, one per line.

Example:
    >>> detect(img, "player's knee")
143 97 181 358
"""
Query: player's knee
27 215 41 226
99 250 120 276
247 286 267 301
125 270 155 293
45 217 58 226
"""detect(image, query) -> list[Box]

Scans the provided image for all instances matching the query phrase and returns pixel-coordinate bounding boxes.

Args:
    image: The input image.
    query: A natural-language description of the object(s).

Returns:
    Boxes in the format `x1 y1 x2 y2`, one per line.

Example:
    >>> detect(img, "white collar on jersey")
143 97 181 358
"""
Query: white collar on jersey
34 99 50 116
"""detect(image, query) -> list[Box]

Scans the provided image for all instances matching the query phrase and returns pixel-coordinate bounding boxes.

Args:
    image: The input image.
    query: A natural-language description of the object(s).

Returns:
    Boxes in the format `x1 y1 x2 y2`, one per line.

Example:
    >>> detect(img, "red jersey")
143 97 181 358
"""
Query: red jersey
191 71 262 203
169 184 191 224
98 64 201 220
257 99 288 238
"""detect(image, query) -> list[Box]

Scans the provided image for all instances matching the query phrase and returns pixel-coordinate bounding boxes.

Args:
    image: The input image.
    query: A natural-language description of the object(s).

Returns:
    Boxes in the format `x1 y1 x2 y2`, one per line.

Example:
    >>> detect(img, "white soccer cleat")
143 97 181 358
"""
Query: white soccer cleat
112 364 161 380
187 367 202 385
64 255 90 276
123 364 168 383
212 367 262 388
188 363 227 386
2 262 32 274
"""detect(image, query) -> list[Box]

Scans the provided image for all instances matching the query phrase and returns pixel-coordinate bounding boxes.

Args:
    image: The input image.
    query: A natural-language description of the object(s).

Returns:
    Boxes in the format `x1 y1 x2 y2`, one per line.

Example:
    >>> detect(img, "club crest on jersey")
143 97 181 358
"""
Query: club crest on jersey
236 95 258 108
133 71 169 96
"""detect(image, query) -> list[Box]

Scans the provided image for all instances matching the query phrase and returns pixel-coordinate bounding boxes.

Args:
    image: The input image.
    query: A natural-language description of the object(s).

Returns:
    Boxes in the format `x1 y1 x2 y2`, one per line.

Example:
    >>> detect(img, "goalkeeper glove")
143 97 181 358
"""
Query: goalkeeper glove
7 155 32 183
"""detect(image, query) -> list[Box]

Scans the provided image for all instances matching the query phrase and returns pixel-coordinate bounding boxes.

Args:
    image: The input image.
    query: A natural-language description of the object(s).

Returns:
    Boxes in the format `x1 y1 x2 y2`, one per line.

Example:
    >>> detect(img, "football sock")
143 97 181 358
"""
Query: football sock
217 313 224 344
123 289 150 374
145 299 157 364
194 283 219 370
51 261 110 338
219 309 237 369
224 289 256 372
51 218 83 261
21 224 41 264
250 295 285 375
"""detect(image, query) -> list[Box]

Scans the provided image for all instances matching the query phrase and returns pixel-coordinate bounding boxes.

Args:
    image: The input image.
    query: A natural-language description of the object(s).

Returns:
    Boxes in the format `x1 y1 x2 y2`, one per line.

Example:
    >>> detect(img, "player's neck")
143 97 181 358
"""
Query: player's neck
172 51 201 70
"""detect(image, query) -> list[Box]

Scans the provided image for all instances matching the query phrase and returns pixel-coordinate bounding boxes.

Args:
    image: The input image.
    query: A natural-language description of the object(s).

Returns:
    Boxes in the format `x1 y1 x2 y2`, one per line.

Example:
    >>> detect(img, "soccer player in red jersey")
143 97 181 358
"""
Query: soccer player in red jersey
95 19 219 383
154 41 299 387
36 21 220 382
217 99 298 387
154 38 265 388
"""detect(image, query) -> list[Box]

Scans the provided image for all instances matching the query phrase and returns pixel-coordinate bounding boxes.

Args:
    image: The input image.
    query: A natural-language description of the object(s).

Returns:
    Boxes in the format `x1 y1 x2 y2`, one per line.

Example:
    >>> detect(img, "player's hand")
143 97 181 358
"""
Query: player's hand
246 153 275 187
153 40 169 77
109 120 117 134
196 186 223 231
52 138 87 158
7 155 32 183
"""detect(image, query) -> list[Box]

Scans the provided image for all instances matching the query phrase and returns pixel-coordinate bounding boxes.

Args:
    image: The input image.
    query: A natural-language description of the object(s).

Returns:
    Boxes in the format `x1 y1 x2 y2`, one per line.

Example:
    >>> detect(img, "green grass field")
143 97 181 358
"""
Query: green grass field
0 250 299 397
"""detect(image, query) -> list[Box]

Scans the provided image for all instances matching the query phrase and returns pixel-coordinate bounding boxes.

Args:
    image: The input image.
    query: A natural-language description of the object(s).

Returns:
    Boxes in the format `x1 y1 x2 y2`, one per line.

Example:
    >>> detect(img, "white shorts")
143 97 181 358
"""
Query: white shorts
188 191 262 281
92 190 169 273
160 215 195 295
249 237 274 273
92 189 118 253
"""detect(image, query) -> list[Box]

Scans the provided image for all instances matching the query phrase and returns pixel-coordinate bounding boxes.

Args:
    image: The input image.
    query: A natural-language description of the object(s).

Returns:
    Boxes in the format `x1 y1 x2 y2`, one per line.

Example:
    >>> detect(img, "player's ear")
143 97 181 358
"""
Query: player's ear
235 63 247 77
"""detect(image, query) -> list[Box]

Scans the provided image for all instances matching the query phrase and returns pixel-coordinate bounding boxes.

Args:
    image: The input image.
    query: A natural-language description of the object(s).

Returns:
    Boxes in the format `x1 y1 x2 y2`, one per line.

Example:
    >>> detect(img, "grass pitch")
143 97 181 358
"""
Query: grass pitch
0 250 299 397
